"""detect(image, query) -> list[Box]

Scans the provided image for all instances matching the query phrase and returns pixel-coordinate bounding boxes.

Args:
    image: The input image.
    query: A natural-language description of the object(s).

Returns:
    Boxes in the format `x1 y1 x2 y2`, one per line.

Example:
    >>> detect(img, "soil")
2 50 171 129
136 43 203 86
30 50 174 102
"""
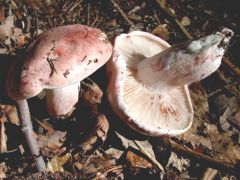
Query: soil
0 0 239 179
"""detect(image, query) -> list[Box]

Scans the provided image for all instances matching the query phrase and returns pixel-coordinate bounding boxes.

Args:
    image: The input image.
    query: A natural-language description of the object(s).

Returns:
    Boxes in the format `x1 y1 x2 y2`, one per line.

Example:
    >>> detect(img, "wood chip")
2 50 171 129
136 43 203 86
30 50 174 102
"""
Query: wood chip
181 16 190 26
0 121 7 153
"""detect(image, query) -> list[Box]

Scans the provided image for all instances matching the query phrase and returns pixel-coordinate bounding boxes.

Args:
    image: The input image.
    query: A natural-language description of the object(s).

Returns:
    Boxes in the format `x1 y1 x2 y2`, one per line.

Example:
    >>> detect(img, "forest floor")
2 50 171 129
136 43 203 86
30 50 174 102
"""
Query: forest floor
0 0 239 179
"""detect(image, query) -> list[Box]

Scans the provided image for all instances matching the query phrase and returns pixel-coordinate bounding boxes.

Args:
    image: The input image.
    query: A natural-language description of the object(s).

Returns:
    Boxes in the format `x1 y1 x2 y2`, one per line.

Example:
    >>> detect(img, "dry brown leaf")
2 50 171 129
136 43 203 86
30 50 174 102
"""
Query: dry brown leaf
180 83 240 164
34 118 54 135
0 162 6 179
125 150 153 168
180 132 213 151
207 124 240 163
220 107 232 131
152 24 170 41
16 35 27 47
115 132 155 157
73 162 83 171
82 154 117 176
38 130 66 149
0 48 7 54
4 105 20 125
46 153 71 173
105 148 124 160
79 114 109 154
81 78 103 105
166 152 190 172
0 15 14 41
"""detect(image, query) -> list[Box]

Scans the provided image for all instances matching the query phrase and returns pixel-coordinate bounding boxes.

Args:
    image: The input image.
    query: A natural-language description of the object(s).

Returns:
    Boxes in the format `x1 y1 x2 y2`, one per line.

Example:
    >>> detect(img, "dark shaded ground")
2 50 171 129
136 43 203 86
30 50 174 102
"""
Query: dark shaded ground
0 0 239 179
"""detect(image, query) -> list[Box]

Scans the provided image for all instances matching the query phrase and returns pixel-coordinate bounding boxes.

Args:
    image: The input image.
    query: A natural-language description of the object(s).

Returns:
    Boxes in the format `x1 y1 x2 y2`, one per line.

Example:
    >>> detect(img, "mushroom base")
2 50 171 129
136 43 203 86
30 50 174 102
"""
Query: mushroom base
46 82 80 119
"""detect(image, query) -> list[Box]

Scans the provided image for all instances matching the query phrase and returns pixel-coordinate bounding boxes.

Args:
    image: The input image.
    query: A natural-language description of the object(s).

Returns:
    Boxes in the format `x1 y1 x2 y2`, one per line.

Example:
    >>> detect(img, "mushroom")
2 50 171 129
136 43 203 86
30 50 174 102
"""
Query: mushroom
107 28 233 136
7 24 112 118
6 24 112 171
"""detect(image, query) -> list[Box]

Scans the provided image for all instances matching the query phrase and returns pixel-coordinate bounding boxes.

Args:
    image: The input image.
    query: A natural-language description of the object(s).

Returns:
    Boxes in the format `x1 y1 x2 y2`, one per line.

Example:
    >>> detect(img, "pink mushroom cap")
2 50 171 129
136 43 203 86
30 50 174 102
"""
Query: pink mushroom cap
7 24 112 100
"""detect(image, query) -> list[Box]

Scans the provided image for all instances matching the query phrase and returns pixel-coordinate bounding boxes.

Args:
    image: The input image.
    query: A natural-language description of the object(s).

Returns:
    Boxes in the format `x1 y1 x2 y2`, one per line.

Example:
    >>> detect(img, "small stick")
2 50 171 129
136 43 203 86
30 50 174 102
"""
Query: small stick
174 19 193 39
111 0 134 27
0 148 20 160
201 168 218 180
23 9 31 33
227 116 240 131
223 57 240 77
90 11 99 27
89 165 144 180
67 0 82 13
133 140 165 172
32 117 54 134
33 10 39 36
29 1 39 37
158 139 239 175
87 2 91 26
16 99 45 172
0 120 7 153
155 0 193 39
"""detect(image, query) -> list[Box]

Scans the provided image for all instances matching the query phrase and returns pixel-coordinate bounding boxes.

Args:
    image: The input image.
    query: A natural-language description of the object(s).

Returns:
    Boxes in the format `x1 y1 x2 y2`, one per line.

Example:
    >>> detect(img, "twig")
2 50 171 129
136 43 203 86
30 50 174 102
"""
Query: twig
10 0 17 7
33 10 38 36
154 0 193 39
22 9 31 33
87 2 91 26
30 1 39 37
0 148 20 160
133 140 165 172
227 116 240 131
61 0 68 11
92 165 124 179
111 0 134 27
32 117 54 134
155 0 176 17
223 85 240 101
90 11 99 27
174 19 193 39
223 57 240 77
201 168 218 180
47 58 57 77
158 138 239 175
16 99 45 171
0 121 7 153
66 0 82 13
153 10 161 24
47 40 58 77
88 165 145 179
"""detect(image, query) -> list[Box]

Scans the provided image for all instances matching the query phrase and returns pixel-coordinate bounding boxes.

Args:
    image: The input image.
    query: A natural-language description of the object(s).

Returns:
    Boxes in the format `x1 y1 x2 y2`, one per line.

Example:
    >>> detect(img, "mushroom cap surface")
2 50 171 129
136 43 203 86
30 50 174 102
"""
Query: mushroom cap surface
107 31 194 136
7 24 112 100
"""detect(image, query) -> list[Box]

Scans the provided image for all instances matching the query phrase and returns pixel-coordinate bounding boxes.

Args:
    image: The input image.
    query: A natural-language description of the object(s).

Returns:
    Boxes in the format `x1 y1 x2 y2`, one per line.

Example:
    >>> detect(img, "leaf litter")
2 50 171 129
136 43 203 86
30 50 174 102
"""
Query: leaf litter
0 0 239 179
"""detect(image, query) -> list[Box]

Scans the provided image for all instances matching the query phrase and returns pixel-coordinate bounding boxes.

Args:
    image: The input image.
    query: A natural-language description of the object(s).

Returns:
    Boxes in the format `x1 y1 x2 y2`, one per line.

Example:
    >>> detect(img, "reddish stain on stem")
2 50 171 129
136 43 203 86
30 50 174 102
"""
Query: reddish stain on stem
151 59 163 72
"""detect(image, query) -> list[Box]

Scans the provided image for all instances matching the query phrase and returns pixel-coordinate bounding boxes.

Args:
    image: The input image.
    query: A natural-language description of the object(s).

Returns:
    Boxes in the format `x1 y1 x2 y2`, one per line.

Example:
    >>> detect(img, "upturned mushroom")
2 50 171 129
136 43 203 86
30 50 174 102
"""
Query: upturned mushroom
107 28 233 136
6 24 112 171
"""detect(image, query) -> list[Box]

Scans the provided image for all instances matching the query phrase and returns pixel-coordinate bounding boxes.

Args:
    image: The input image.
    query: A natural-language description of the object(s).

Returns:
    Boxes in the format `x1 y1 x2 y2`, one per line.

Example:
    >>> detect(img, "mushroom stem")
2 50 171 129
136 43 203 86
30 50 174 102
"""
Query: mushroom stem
136 28 233 93
46 82 81 119
16 99 45 171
